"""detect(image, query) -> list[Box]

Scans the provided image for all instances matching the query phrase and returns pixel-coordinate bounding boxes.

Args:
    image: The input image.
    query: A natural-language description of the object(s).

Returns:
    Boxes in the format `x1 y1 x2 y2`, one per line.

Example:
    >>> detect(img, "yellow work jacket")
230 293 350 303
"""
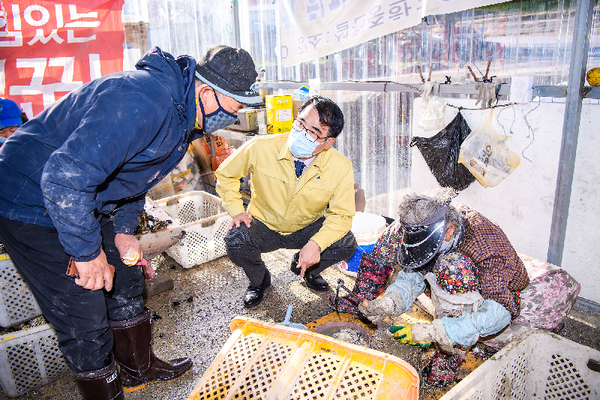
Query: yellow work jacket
215 133 355 251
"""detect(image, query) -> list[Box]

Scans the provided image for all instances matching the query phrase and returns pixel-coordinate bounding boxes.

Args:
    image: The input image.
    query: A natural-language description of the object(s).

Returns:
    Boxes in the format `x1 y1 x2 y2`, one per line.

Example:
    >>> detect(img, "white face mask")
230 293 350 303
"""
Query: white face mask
287 127 319 158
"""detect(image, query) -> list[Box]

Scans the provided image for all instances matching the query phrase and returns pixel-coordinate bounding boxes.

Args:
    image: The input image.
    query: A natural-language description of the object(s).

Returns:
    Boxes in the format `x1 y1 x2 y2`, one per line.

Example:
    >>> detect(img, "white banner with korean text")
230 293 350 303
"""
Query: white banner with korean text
424 0 510 17
279 0 514 67
279 0 423 67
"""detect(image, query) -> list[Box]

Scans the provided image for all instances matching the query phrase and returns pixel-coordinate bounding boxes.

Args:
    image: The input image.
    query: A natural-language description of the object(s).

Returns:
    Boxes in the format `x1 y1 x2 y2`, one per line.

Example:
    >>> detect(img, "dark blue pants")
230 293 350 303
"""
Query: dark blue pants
0 215 144 372
225 216 357 287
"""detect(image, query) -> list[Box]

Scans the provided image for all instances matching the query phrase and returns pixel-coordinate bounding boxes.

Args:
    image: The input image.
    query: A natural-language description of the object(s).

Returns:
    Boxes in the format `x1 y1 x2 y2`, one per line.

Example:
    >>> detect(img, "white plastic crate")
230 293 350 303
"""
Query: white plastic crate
441 330 600 400
154 191 232 268
0 323 69 398
0 255 42 328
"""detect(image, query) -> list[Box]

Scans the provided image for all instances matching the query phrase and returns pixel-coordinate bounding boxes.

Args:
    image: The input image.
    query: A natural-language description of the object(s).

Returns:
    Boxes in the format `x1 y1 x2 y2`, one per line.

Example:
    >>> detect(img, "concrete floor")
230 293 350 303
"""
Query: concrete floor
2 249 599 400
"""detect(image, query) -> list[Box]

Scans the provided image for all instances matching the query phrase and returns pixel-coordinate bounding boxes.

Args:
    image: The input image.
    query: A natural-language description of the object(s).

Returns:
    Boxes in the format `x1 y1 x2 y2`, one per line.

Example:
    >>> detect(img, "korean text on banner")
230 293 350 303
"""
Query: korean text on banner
279 0 515 67
279 0 423 68
0 0 125 118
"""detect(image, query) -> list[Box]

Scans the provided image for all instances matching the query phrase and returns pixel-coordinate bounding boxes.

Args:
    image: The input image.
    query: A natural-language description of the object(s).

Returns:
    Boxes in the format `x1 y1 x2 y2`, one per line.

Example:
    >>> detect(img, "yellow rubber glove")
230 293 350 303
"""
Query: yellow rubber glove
389 324 431 348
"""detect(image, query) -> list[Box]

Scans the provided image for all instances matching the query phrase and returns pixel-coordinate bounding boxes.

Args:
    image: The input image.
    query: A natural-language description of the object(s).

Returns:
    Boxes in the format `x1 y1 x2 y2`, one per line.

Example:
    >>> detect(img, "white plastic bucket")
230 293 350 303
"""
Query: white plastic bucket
339 212 387 277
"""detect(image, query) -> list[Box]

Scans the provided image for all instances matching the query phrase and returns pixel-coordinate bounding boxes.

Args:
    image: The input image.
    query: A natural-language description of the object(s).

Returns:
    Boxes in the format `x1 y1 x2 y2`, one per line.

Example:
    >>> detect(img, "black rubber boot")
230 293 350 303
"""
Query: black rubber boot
72 356 124 400
110 308 193 392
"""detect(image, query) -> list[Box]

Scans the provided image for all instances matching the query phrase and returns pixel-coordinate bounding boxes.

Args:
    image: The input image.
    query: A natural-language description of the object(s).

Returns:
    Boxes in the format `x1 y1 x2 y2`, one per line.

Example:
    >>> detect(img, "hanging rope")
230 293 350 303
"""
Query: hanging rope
519 86 543 162
267 78 534 111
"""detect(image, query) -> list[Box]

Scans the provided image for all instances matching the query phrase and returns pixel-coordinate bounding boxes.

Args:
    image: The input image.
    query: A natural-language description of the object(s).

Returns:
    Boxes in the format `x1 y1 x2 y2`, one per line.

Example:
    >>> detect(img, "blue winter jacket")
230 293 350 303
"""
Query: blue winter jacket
0 47 201 262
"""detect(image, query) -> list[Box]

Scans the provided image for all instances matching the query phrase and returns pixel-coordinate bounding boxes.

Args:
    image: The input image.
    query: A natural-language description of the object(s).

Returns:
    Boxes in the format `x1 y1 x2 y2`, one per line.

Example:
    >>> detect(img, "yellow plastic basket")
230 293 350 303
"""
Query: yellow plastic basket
187 317 419 400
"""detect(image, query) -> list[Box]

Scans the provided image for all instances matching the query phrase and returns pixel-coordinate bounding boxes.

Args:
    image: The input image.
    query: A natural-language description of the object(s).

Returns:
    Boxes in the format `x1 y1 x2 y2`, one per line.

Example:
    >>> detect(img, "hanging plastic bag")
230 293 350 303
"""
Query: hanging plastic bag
458 110 521 187
419 95 447 131
418 81 446 131
411 111 476 191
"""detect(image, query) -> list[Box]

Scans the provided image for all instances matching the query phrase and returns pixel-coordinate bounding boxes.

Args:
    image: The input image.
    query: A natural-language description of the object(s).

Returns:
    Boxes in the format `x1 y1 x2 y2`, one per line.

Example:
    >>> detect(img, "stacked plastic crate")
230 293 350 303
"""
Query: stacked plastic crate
0 253 69 398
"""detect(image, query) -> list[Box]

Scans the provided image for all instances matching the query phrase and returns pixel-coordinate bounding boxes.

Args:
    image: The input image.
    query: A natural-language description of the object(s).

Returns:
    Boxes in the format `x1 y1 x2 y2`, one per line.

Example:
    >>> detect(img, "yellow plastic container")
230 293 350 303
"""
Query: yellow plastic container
187 317 419 400
265 94 293 134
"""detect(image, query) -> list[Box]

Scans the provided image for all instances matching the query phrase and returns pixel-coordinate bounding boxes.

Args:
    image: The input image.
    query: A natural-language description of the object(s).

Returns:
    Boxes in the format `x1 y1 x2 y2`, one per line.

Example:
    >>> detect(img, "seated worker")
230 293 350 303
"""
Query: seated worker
0 98 24 145
215 96 358 308
361 188 529 352
334 188 579 353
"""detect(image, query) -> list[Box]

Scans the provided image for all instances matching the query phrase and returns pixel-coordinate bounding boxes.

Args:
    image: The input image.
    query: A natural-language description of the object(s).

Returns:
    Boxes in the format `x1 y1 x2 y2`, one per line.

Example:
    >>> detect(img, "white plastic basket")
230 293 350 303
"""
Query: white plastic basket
0 255 42 328
441 330 600 400
0 323 69 398
154 191 232 268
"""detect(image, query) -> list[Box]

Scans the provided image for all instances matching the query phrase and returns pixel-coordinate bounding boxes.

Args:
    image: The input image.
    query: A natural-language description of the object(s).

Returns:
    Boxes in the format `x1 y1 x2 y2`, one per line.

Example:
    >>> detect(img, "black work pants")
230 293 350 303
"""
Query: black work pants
0 215 144 372
225 216 357 286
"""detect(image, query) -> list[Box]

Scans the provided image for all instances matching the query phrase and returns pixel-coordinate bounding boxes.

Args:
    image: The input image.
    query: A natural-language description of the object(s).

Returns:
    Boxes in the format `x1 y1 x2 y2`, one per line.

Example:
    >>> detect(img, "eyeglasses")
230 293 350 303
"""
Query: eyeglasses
294 119 329 143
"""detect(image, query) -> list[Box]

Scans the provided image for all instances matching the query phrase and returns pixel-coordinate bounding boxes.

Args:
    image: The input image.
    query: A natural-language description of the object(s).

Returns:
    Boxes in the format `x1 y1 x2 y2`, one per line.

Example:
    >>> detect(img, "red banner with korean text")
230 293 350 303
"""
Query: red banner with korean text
0 0 125 118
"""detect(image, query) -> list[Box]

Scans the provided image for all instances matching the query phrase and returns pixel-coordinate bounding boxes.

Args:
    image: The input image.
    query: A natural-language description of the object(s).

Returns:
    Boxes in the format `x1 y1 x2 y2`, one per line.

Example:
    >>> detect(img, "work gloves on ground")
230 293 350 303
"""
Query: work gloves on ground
357 287 410 327
357 267 427 326
390 320 455 354
358 296 397 326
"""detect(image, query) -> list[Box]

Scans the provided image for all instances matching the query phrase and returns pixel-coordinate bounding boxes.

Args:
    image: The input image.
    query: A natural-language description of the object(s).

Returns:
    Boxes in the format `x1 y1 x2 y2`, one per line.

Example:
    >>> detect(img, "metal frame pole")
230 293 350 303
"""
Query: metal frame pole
547 0 596 265
232 0 241 48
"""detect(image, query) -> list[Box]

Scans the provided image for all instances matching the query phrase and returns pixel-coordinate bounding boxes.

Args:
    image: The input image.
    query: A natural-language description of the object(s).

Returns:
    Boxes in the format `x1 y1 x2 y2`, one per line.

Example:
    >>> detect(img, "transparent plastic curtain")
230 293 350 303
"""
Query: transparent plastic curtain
240 0 599 84
120 0 600 215
327 90 413 218
122 0 600 82
236 0 599 217
122 0 236 67
406 0 600 85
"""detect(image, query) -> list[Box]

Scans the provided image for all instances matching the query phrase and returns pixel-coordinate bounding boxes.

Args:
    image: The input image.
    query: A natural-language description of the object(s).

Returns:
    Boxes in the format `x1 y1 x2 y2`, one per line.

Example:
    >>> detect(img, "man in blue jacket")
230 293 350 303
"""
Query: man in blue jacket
0 45 262 399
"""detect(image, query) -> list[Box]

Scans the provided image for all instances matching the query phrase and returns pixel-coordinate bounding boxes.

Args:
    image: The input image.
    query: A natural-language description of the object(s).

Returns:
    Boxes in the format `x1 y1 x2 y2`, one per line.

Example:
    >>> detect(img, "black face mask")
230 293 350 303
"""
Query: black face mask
198 89 238 133
397 205 447 269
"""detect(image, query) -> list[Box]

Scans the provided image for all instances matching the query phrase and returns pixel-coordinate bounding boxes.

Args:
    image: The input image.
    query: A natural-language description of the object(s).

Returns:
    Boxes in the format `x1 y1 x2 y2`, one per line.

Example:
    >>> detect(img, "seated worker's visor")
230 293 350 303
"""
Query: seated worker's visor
397 205 448 269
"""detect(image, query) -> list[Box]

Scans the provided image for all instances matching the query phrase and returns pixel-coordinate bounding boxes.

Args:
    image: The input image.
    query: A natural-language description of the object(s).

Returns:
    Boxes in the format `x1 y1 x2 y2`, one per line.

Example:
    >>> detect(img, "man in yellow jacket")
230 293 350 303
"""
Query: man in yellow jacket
215 96 357 308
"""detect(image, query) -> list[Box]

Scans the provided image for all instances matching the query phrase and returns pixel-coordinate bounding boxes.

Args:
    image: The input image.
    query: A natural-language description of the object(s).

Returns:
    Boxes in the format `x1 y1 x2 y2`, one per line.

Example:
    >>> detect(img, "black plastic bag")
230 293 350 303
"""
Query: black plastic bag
410 111 476 191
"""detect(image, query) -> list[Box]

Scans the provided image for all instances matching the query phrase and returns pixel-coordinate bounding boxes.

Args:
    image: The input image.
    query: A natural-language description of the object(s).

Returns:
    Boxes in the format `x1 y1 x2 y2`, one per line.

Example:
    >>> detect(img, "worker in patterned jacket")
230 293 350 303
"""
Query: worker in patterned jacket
336 187 579 362
335 188 531 352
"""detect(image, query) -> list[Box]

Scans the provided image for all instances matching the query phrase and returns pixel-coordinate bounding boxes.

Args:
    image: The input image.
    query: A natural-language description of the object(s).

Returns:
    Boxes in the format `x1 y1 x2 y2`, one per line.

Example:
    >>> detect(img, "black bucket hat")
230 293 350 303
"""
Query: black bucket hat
397 204 448 269
195 45 263 106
